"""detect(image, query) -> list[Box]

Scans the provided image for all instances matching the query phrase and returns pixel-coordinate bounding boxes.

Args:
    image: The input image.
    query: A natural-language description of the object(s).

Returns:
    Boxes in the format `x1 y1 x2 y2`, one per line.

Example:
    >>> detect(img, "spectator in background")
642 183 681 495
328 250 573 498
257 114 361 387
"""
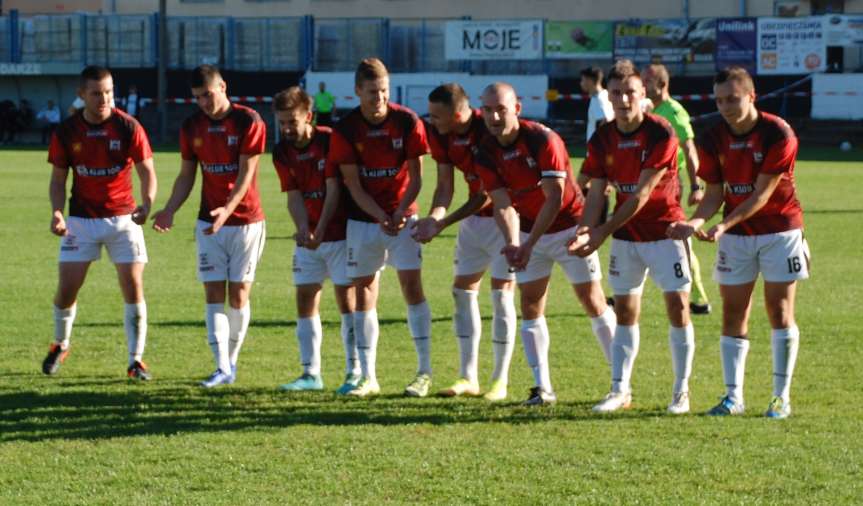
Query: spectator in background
37 100 62 145
69 94 115 117
0 100 16 145
124 85 140 119
314 82 336 127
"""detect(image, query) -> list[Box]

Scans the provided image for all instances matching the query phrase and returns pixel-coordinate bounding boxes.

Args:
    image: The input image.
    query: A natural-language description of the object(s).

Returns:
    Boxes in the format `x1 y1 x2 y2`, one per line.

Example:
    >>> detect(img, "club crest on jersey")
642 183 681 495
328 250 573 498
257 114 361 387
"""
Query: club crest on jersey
317 159 326 172
525 156 537 168
109 140 121 151
227 135 239 146
392 137 403 150
753 151 764 163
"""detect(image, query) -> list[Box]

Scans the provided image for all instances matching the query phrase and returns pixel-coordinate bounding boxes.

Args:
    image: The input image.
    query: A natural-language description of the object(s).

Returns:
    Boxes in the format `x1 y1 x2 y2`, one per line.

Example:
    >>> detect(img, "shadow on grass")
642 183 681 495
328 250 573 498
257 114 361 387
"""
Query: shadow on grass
0 381 663 442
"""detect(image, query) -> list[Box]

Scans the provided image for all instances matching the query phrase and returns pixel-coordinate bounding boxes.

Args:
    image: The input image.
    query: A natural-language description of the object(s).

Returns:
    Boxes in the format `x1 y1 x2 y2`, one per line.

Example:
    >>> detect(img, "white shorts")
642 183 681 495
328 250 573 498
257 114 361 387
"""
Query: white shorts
608 238 692 295
454 215 514 281
292 240 351 286
714 229 810 285
516 226 602 285
59 215 147 264
346 216 422 278
195 220 266 283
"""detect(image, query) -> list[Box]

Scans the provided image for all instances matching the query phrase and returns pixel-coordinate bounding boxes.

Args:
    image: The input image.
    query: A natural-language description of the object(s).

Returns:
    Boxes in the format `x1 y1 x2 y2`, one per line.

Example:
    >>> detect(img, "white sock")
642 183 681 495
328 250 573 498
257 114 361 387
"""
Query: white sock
771 326 800 403
227 303 251 367
124 302 147 366
611 324 640 394
453 288 481 382
590 306 617 366
205 303 231 373
407 301 432 375
669 323 695 394
354 309 379 381
297 315 322 376
720 335 750 405
341 312 360 376
490 289 516 384
521 317 552 392
53 303 77 349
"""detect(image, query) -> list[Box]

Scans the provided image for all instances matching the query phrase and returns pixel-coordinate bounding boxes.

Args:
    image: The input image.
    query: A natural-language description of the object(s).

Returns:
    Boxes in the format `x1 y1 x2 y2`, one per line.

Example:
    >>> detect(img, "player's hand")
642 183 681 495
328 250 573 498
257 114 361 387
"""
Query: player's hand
381 212 407 236
305 232 322 251
666 221 697 241
131 204 150 225
411 217 442 243
566 226 591 255
50 211 67 236
500 243 524 272
205 207 230 235
293 226 312 248
570 227 605 258
701 222 727 242
151 209 174 233
688 188 704 207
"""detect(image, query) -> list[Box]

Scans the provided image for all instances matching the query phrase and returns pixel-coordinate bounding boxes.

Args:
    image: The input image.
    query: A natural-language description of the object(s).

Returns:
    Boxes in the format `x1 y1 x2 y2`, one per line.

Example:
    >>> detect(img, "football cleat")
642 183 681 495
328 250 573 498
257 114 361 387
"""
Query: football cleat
200 369 233 388
690 301 711 315
667 391 690 414
592 391 633 413
335 373 362 395
437 378 480 398
523 386 556 406
707 395 745 416
42 343 69 375
278 374 324 392
765 396 791 419
345 377 381 398
127 361 152 381
404 373 432 398
483 379 508 402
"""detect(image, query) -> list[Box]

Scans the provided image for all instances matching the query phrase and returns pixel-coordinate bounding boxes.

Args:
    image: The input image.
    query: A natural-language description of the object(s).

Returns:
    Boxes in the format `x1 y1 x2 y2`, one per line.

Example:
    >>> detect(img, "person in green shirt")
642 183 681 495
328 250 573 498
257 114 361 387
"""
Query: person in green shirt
313 82 336 127
643 63 711 315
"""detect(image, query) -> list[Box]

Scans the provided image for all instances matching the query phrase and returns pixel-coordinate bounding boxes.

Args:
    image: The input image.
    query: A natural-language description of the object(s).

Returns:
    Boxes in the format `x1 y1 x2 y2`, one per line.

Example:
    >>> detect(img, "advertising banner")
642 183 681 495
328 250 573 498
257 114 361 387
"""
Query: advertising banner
716 18 757 72
613 18 716 63
824 15 863 46
757 17 826 74
545 21 614 59
445 20 543 60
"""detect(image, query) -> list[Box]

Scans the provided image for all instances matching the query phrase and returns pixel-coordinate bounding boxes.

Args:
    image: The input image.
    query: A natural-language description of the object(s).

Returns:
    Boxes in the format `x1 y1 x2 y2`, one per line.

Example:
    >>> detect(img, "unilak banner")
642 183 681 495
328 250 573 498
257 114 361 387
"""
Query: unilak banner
545 21 614 59
445 20 544 60
757 17 827 74
716 18 758 73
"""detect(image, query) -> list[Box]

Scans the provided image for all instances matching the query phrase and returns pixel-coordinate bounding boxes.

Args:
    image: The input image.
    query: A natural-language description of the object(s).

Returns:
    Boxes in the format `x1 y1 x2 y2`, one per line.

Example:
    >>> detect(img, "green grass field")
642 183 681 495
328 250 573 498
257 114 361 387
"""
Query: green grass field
1 146 862 504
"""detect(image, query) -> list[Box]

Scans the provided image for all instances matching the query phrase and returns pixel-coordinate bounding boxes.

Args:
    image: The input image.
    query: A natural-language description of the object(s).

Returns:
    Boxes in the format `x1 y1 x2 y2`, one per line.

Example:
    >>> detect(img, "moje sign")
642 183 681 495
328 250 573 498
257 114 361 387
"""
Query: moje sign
445 20 543 60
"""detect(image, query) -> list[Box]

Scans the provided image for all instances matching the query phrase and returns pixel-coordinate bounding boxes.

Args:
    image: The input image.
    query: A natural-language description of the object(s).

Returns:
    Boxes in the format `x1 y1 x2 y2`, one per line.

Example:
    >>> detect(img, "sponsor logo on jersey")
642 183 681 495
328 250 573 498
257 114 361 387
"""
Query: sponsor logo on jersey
392 137 403 150
86 129 108 137
727 183 754 194
502 149 520 161
302 191 325 200
75 164 123 177
109 139 121 151
227 135 239 146
366 129 388 138
202 163 239 174
615 183 638 193
360 166 399 178
617 140 640 149
208 126 226 133
729 141 754 150
453 137 471 147
296 152 315 161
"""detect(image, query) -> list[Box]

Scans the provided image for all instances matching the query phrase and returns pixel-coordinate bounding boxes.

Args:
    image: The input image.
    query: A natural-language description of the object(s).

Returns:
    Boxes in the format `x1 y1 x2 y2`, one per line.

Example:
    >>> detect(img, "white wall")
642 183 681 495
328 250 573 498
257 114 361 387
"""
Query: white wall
304 72 549 119
811 73 863 119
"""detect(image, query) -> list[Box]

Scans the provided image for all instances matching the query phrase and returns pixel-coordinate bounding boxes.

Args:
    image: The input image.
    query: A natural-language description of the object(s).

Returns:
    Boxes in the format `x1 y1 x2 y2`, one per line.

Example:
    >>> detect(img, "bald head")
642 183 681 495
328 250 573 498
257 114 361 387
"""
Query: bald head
482 82 517 105
481 81 521 141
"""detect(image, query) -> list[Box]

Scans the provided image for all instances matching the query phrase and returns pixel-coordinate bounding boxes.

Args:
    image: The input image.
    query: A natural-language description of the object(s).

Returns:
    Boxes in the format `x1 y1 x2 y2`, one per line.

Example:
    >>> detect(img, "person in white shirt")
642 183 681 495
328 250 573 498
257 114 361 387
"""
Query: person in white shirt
37 100 61 144
581 66 614 144
124 85 140 118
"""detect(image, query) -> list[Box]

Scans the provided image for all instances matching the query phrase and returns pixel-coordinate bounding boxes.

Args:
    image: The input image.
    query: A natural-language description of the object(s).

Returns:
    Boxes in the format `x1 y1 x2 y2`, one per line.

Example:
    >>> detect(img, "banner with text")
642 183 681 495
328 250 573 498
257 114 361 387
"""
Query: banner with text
824 15 863 46
445 20 544 60
613 18 716 63
716 18 758 72
757 17 826 74
544 21 614 59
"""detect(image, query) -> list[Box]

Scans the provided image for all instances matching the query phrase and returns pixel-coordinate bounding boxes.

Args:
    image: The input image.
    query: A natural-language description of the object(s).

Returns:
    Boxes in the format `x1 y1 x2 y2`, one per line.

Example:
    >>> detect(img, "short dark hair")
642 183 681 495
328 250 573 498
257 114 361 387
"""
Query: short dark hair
355 58 389 88
189 65 223 89
607 59 640 83
273 86 313 113
714 66 754 93
79 65 112 88
428 83 470 109
580 66 603 83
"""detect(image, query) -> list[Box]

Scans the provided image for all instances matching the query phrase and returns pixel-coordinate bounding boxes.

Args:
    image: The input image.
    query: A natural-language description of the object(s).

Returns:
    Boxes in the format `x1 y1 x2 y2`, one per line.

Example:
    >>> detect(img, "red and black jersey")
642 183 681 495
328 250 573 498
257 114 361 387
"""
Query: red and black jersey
180 103 267 226
48 109 152 218
328 103 429 222
581 113 686 242
273 126 346 242
475 119 583 234
426 109 492 217
697 111 803 236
